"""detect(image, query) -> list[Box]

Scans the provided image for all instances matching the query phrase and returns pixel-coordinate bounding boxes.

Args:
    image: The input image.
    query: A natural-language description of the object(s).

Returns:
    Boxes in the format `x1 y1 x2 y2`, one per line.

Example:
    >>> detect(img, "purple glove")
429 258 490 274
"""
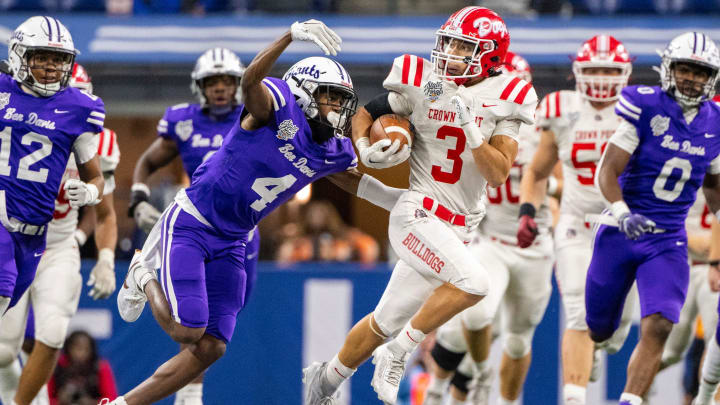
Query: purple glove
617 213 656 240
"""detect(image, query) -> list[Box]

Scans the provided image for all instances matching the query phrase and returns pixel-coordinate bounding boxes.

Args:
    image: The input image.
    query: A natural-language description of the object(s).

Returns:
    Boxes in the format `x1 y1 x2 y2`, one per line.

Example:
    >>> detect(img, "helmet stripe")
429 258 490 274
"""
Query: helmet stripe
331 60 346 81
43 16 53 42
53 17 61 42
693 32 698 54
220 48 225 61
701 33 706 52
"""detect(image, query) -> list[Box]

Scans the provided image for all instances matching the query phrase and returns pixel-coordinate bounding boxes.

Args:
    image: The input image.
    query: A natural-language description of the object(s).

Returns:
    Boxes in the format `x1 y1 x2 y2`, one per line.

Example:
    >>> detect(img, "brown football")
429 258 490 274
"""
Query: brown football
369 114 414 151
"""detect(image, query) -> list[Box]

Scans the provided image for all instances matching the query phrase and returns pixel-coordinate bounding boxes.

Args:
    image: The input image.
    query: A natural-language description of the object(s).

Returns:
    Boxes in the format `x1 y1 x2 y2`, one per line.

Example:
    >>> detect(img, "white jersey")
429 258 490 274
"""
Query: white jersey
686 191 713 262
46 128 120 247
537 90 623 218
384 54 537 215
480 123 552 243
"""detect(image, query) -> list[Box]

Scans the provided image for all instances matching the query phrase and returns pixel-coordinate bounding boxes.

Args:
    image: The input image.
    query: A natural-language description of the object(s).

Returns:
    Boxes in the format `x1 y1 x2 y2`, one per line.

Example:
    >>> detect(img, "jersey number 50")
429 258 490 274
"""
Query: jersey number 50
0 127 53 183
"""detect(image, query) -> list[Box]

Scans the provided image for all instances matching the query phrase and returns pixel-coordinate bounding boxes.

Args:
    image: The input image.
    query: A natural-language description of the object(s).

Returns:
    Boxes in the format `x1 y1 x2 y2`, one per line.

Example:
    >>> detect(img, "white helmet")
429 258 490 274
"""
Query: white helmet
659 32 720 104
8 16 77 97
282 56 357 135
190 47 245 106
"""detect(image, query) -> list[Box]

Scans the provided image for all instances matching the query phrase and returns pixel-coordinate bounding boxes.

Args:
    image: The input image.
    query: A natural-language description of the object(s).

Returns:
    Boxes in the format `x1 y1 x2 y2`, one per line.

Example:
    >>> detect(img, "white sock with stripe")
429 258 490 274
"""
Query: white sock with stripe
390 321 426 354
698 338 720 404
325 354 356 391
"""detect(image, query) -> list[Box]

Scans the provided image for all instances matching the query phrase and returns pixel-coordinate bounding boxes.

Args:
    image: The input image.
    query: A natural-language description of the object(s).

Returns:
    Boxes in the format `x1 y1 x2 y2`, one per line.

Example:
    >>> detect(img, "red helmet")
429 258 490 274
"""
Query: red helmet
572 35 632 101
69 63 93 94
502 51 531 83
432 7 510 85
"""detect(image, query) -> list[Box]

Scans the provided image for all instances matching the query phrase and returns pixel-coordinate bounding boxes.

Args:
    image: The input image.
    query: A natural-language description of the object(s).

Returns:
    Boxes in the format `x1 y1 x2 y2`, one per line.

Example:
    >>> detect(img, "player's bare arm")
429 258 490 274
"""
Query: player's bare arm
88 192 117 300
471 133 518 188
596 143 631 204
708 217 720 292
133 138 180 183
520 129 558 208
72 156 104 207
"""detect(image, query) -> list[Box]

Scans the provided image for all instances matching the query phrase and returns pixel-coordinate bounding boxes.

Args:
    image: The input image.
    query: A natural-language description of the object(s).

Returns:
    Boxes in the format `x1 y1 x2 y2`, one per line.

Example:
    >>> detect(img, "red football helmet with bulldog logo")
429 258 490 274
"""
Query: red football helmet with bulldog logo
431 7 510 85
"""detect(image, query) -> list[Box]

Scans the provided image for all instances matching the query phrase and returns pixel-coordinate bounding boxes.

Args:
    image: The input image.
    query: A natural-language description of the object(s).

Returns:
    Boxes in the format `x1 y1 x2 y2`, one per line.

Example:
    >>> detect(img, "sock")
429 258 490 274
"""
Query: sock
112 397 128 405
390 321 426 353
474 359 490 374
563 384 586 405
0 358 21 405
175 383 202 404
426 374 450 395
698 339 720 403
499 397 520 405
448 396 466 405
325 355 356 391
619 392 642 405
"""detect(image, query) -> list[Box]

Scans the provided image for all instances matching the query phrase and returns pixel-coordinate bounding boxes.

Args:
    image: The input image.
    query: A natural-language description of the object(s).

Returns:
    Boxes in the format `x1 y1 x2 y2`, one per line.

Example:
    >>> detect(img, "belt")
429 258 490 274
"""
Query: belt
422 197 466 227
0 190 45 236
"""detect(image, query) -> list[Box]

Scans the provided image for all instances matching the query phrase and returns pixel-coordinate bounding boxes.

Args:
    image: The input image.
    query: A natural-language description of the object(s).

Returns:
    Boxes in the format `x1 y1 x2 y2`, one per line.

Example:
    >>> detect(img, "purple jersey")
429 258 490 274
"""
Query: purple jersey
157 103 241 177
185 77 357 237
615 85 720 230
0 73 104 225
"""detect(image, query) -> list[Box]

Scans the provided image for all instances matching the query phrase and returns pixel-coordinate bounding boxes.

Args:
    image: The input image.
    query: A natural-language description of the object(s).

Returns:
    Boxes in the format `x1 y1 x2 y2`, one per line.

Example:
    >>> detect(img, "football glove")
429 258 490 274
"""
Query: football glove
290 19 342 56
88 248 116 300
64 179 100 208
517 203 538 248
134 202 161 234
355 137 410 169
617 213 656 240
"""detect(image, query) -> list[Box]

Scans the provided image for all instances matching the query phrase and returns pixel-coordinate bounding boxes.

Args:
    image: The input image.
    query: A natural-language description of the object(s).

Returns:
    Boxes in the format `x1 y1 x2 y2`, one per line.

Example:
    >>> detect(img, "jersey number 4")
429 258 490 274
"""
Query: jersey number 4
0 127 53 183
432 126 466 184
250 174 298 211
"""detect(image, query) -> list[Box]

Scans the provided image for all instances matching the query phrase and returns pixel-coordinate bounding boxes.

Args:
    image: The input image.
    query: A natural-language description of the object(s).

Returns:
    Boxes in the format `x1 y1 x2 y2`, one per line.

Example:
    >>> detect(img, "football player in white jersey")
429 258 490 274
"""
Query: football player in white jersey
304 7 537 405
422 51 554 405
518 35 636 405
0 63 118 405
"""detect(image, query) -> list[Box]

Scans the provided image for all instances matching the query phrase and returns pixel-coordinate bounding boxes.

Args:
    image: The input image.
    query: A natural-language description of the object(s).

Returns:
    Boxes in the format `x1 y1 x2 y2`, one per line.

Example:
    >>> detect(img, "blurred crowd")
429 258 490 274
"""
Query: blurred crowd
2 0 719 15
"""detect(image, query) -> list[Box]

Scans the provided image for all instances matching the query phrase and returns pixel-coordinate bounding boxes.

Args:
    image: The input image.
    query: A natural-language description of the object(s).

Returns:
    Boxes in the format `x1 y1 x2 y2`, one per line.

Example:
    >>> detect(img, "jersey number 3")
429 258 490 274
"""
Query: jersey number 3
432 126 466 184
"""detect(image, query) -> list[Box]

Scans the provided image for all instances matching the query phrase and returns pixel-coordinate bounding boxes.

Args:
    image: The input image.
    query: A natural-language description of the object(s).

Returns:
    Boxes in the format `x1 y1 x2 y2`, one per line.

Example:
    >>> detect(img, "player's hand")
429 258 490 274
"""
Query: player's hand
88 249 115 300
64 179 100 208
517 215 538 248
709 263 720 292
617 213 656 240
290 19 342 56
356 137 410 169
134 201 161 234
450 92 484 148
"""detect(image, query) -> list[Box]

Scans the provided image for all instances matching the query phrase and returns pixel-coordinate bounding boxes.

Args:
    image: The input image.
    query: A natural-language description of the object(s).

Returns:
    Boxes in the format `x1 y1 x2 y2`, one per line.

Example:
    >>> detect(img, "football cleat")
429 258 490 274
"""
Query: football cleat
371 343 410 404
302 361 339 405
421 390 444 405
467 367 493 405
117 250 153 322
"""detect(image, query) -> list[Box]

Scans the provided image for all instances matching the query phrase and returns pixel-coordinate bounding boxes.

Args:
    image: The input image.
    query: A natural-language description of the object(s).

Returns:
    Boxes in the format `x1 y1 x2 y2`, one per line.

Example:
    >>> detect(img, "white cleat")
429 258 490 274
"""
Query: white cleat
467 367 493 405
117 250 152 322
371 343 410 405
302 361 339 405
421 390 444 405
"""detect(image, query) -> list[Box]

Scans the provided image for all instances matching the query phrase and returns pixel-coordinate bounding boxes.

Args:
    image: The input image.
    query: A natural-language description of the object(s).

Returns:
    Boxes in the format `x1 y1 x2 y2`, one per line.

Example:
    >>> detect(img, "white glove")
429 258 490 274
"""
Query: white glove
450 92 485 149
64 179 100 208
356 137 410 169
134 201 161 234
290 19 342 56
88 248 115 300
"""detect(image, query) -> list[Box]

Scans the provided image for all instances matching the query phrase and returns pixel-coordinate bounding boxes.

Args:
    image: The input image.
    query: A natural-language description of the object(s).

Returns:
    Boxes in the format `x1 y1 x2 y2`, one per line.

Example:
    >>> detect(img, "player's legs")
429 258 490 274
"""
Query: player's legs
554 217 596 402
695 265 720 345
622 231 689 399
424 320 466 405
499 238 554 401
0 291 30 405
661 266 703 369
14 241 81 405
0 227 45 314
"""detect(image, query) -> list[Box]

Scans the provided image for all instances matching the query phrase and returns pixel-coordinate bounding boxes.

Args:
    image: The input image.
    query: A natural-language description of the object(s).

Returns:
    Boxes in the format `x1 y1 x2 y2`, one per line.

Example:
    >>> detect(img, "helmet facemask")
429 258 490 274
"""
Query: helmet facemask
12 45 74 97
289 75 358 137
432 33 496 84
573 62 631 102
661 59 719 105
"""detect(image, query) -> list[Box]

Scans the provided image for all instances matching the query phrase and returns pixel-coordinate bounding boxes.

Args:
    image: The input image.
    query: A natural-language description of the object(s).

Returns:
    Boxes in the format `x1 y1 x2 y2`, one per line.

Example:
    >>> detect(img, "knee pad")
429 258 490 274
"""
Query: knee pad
562 293 588 330
503 329 535 359
34 315 70 349
431 342 465 372
0 342 17 367
450 368 471 394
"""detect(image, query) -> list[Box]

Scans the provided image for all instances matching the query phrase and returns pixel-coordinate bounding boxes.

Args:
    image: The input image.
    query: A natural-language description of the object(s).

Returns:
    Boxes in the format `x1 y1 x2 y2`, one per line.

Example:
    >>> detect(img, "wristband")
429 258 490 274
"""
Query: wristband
355 137 370 150
547 176 559 196
128 183 151 217
611 200 631 220
98 247 115 264
710 260 720 267
518 203 536 219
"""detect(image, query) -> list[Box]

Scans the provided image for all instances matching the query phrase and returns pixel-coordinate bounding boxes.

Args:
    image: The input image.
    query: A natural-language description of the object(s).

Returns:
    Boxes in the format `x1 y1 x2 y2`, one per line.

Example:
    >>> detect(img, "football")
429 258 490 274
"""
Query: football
369 114 414 151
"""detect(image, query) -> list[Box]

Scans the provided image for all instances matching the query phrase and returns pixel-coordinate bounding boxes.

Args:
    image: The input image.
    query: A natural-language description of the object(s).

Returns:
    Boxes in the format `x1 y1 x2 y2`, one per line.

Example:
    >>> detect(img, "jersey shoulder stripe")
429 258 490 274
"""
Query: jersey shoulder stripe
400 54 424 87
500 77 521 101
499 76 534 105
262 78 286 112
170 103 190 111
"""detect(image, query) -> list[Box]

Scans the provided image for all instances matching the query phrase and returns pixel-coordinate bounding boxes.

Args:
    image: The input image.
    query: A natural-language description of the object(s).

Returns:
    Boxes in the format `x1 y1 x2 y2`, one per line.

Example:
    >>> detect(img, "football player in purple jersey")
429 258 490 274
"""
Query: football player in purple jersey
106 19 404 405
586 32 720 405
0 16 105 328
128 47 252 405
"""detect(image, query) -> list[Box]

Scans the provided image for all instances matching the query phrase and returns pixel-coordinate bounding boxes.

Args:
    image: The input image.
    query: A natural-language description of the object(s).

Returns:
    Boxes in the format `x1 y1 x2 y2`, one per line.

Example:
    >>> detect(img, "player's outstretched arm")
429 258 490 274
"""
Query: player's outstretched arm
708 216 720 292
87 192 117 300
133 138 179 184
70 156 104 208
327 168 405 212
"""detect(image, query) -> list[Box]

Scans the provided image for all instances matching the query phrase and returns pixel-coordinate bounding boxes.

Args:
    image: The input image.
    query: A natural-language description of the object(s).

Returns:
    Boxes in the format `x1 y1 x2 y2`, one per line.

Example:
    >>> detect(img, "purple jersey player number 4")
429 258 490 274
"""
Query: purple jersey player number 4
108 19 358 405
585 32 720 405
0 16 105 319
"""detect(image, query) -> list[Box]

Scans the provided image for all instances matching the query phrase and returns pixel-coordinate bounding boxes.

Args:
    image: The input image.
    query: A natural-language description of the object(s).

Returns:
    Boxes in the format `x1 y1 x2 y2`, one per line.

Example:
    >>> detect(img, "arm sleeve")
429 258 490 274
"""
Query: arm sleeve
72 132 98 164
708 153 720 174
608 119 640 154
357 174 406 212
491 118 521 141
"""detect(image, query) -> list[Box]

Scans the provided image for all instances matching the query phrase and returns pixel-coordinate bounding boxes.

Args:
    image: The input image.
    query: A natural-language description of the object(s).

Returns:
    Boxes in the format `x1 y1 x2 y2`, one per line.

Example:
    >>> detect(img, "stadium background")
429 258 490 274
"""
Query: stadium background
1 1 720 403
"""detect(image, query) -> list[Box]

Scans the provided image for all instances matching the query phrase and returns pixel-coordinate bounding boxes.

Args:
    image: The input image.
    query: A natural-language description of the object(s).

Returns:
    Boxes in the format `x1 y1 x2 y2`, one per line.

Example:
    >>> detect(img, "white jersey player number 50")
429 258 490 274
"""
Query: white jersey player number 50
0 126 53 183
250 174 298 211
